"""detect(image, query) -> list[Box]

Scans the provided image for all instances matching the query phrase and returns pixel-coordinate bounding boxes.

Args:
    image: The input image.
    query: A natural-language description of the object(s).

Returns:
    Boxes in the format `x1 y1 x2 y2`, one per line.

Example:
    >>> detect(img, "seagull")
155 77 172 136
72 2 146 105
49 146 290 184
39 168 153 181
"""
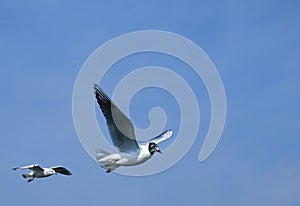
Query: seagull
13 164 72 182
93 84 173 173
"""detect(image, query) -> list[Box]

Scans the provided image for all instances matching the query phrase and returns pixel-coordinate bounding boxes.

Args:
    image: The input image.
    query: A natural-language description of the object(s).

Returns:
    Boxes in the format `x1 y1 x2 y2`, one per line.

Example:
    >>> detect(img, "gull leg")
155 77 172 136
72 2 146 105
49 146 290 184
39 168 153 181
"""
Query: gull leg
106 167 116 173
105 166 119 173
27 178 34 182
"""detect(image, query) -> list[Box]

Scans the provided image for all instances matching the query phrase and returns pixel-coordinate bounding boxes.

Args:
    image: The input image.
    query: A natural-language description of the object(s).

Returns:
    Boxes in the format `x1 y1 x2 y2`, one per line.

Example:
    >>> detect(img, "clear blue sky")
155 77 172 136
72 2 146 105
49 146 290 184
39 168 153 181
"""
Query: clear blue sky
1 1 300 205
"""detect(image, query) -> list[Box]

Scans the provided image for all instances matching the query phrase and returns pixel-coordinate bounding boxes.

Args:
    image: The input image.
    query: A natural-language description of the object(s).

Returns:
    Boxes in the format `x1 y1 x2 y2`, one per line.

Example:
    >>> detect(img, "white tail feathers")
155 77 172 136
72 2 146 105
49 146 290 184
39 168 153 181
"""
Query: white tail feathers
95 148 111 161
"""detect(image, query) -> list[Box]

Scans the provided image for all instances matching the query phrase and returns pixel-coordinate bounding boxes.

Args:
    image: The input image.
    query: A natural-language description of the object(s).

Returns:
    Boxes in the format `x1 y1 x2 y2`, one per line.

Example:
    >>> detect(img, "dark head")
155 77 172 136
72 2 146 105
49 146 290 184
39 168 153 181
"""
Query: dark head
148 142 162 155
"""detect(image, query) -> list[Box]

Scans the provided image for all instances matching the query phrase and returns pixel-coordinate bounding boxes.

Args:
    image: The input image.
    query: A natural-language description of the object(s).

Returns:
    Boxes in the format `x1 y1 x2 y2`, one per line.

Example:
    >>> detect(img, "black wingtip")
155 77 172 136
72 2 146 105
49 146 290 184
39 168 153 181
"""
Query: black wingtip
94 84 103 97
52 166 72 176
61 169 72 176
93 83 99 90
12 167 17 170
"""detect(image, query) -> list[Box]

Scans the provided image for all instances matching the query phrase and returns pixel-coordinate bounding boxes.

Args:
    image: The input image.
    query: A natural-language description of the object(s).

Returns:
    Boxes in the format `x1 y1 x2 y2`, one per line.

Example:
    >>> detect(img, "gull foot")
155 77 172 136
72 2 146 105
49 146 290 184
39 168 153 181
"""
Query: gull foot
27 179 33 182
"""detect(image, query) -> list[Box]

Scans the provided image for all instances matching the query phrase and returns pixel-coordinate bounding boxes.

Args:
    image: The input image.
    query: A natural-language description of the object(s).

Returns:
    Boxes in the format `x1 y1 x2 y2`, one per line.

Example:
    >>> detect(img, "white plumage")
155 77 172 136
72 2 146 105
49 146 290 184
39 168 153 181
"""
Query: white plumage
94 84 173 173
13 164 72 182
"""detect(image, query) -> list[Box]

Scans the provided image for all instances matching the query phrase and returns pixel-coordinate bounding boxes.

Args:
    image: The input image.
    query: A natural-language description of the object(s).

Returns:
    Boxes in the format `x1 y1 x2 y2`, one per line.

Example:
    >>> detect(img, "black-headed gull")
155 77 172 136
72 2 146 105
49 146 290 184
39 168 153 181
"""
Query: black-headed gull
13 164 72 182
94 84 173 173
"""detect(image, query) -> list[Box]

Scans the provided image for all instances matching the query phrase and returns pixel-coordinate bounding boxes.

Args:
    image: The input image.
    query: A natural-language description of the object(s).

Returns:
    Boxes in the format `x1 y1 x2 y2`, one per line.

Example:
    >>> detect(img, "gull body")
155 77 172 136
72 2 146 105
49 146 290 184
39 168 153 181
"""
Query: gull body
13 164 72 182
94 84 173 173
97 144 154 167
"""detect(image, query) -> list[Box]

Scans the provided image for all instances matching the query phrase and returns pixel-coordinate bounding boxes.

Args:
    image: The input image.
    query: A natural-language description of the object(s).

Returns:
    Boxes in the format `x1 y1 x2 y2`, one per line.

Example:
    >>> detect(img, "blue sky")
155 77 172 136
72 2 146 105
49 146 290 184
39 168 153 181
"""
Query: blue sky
1 0 300 205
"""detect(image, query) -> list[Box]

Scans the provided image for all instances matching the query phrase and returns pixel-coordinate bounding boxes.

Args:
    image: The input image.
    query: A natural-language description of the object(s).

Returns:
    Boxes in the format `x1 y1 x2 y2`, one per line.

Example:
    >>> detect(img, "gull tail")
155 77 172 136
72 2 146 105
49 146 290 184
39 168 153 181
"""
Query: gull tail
95 148 120 173
95 148 112 161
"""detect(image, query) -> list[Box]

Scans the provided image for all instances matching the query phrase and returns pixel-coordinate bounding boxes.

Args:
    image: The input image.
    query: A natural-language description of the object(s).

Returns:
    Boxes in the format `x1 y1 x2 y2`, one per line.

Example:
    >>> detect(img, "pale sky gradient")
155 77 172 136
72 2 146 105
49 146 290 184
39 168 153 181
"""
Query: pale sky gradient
1 1 300 206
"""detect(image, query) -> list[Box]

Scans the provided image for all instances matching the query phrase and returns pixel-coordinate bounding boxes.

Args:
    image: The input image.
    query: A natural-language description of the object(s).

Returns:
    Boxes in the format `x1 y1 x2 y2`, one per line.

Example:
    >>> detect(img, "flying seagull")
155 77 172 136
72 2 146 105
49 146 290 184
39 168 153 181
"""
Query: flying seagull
94 84 173 173
13 164 72 182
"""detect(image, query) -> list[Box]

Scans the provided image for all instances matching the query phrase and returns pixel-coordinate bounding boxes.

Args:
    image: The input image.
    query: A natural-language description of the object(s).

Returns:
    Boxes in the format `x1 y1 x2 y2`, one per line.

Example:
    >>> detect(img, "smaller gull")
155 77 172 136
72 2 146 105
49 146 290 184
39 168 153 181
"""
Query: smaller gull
13 164 72 182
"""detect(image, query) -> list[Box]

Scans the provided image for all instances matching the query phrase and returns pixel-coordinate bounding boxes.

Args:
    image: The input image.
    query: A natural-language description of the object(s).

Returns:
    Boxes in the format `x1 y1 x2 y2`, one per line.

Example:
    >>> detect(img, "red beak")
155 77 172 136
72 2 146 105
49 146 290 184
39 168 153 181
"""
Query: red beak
156 149 162 154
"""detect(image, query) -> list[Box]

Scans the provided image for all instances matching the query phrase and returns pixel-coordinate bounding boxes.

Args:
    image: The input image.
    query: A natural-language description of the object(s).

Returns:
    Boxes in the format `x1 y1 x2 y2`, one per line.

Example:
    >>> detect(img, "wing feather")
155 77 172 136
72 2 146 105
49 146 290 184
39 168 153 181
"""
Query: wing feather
51 166 72 176
13 164 44 172
149 130 173 144
94 84 140 153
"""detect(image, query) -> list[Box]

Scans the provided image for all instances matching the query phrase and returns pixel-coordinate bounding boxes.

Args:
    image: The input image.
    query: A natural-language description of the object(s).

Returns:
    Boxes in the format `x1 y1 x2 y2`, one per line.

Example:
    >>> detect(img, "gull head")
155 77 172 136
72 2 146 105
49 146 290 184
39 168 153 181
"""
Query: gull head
49 169 56 175
148 142 162 155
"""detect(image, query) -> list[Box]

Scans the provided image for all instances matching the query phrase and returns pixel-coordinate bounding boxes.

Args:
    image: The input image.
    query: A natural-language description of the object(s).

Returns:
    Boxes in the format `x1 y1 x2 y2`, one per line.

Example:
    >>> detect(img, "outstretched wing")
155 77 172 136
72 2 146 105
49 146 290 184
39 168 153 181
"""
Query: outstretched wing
149 130 173 144
51 166 72 176
13 164 44 172
94 84 140 153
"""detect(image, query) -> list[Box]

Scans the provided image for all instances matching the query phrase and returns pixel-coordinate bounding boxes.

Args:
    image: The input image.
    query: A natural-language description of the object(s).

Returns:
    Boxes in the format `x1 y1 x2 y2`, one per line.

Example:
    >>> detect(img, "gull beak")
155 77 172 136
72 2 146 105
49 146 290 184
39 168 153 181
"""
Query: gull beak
156 149 162 154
